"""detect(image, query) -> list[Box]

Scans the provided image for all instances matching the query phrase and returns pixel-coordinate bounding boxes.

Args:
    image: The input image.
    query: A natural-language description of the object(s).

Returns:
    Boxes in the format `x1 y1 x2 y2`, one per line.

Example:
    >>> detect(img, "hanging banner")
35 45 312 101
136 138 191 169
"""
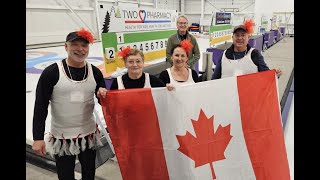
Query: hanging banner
98 4 178 73
209 12 233 45
215 12 231 25
209 25 233 45
99 5 178 33
101 30 176 72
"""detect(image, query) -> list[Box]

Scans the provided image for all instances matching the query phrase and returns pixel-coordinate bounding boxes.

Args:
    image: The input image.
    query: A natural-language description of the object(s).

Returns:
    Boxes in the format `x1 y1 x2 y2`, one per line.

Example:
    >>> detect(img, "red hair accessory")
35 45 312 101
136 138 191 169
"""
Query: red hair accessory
118 46 132 59
77 28 94 43
243 19 255 34
180 39 193 55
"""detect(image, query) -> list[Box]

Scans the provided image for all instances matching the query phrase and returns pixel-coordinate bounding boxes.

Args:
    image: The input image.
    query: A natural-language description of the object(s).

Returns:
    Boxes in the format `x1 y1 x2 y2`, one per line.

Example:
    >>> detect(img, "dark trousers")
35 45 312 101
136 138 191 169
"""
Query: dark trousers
54 139 96 180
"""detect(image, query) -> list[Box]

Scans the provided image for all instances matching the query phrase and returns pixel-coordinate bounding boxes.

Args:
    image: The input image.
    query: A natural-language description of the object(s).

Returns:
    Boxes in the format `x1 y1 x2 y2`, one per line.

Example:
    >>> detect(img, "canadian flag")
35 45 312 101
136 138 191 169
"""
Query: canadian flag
101 70 290 180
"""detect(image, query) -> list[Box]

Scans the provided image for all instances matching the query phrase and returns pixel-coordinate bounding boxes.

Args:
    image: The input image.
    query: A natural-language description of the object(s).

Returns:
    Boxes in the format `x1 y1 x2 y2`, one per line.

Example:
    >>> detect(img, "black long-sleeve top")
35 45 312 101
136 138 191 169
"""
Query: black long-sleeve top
32 59 106 140
110 73 165 90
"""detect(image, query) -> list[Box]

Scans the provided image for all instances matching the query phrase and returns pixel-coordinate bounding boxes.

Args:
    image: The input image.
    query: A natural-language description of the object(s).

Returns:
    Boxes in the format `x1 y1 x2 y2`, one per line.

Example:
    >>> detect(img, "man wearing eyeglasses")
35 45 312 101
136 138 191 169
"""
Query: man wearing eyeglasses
166 15 200 70
211 22 282 79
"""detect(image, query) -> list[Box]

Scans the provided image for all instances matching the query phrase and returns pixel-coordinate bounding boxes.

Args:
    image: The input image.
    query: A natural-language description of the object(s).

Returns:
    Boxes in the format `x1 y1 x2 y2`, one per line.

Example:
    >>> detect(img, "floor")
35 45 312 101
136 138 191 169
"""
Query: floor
26 36 294 180
26 158 122 180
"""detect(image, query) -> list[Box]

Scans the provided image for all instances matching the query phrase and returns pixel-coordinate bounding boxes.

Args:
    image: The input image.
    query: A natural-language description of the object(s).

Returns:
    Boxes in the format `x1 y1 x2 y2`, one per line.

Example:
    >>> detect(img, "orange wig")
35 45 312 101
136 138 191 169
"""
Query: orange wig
243 19 255 34
180 39 194 55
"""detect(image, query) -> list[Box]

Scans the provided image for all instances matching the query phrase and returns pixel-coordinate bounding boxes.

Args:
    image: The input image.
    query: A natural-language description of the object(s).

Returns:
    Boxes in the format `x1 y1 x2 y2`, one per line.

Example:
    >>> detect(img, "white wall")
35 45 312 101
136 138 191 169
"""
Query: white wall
26 0 293 46
26 0 158 47
26 0 100 46
183 0 255 27
156 0 179 11
254 0 294 33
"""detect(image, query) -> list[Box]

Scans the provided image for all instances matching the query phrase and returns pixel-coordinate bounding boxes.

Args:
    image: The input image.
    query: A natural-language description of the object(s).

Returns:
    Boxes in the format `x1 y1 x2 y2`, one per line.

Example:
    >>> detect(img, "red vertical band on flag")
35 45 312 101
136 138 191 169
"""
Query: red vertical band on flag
101 88 169 180
237 70 290 180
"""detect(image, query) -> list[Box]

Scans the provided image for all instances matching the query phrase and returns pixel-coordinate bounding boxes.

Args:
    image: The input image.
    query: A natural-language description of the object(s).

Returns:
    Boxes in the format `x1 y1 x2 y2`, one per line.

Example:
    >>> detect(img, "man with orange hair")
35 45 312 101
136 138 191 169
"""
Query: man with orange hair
32 28 108 180
212 20 282 79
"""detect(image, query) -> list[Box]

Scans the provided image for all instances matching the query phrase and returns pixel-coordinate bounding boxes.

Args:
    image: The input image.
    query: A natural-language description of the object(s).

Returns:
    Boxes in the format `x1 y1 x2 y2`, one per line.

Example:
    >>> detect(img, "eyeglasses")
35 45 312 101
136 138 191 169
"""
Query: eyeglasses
178 22 188 25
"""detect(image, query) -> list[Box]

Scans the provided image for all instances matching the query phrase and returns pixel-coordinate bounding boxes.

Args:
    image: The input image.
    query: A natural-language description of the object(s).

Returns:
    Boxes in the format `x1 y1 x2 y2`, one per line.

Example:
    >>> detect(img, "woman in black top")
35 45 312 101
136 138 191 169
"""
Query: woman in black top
110 48 165 90
159 40 200 90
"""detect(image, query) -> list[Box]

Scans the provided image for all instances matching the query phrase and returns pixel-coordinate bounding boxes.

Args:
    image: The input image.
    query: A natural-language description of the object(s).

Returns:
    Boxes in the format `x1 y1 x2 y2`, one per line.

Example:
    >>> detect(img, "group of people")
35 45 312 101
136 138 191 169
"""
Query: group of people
32 15 281 180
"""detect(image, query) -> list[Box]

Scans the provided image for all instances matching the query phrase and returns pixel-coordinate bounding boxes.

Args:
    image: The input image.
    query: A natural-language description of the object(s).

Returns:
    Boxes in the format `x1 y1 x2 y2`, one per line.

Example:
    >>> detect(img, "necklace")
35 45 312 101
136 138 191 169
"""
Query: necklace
67 61 87 81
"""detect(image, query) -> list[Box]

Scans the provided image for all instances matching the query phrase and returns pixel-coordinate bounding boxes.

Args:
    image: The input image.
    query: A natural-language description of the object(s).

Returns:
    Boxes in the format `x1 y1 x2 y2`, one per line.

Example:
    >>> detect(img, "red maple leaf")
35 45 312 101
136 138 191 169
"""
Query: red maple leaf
176 109 232 179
